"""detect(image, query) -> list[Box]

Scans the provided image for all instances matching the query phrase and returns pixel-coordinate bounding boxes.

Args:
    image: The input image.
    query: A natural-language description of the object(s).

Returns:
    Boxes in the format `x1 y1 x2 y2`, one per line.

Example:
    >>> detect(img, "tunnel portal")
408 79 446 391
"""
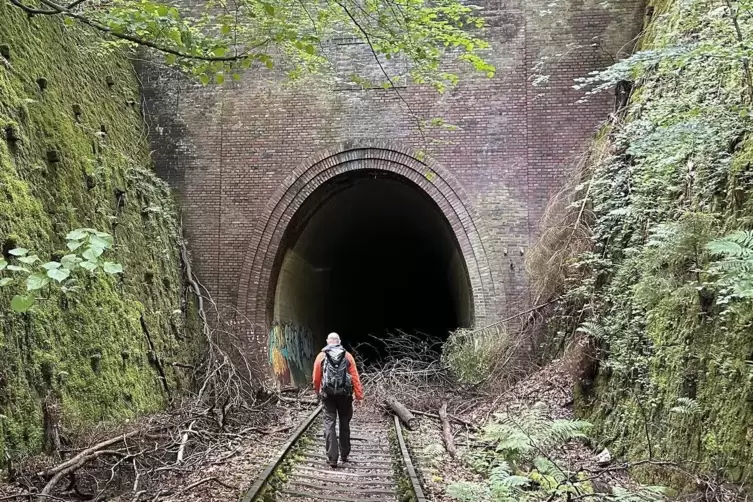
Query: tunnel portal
269 171 473 380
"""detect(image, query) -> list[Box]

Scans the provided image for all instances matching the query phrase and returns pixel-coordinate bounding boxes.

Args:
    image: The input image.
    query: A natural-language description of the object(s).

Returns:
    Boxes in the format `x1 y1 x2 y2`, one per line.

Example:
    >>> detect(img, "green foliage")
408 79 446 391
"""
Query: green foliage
609 486 668 502
482 403 591 464
7 0 495 93
533 0 753 487
669 397 701 417
443 326 509 384
447 404 666 502
706 230 753 299
0 3 199 464
446 481 492 502
0 228 122 312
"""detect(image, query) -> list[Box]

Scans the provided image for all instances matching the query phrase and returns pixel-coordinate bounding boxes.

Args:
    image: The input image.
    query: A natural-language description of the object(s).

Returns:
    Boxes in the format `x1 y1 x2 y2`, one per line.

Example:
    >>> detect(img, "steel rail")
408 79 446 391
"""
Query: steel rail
393 415 428 502
239 405 428 502
240 405 322 502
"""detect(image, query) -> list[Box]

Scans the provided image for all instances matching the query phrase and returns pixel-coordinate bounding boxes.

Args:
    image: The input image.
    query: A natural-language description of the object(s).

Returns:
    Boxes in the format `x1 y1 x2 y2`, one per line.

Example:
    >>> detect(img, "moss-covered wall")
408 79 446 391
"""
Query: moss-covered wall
549 0 753 487
0 5 198 462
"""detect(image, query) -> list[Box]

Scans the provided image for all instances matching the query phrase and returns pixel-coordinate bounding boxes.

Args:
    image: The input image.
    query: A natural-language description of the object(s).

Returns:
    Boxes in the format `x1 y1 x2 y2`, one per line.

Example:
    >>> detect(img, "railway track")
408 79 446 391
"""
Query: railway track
240 406 426 502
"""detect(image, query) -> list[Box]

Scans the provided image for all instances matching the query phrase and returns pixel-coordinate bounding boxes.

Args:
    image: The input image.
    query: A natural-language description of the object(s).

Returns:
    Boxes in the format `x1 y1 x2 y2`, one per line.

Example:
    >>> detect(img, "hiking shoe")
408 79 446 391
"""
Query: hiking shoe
341 456 348 463
328 461 337 468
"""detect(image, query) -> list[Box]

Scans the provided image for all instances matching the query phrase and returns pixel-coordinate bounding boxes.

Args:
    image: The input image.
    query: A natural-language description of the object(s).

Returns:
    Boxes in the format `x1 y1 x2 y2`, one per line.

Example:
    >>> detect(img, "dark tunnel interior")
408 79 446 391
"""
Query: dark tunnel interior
271 171 473 365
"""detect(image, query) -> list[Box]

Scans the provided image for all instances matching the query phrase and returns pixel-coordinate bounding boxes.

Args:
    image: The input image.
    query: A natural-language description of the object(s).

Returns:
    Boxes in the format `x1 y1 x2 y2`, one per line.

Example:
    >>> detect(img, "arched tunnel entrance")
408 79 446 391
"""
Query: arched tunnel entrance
269 170 473 383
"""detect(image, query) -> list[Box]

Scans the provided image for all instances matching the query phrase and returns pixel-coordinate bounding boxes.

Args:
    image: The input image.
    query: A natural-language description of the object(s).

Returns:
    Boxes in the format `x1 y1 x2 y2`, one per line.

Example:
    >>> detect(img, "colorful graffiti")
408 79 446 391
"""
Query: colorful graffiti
269 322 317 387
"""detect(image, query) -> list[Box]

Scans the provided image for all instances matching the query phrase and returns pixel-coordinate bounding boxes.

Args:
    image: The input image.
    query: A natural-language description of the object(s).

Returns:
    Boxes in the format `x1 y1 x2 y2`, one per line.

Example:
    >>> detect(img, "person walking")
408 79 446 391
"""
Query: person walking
312 332 364 468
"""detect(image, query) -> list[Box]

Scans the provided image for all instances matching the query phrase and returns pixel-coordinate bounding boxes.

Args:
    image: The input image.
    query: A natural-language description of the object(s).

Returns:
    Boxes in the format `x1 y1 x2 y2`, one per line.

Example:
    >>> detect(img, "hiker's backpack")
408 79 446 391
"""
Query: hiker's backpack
321 345 353 396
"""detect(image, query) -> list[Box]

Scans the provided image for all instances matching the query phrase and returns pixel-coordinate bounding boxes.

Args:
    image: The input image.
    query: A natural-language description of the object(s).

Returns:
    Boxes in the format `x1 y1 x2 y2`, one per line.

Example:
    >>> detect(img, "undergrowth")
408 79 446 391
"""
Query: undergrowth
523 0 753 490
444 403 668 502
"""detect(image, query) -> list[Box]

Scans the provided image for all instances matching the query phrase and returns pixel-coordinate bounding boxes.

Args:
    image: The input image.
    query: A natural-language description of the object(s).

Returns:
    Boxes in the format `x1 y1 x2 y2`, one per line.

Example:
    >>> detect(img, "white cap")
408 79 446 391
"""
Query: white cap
327 332 341 344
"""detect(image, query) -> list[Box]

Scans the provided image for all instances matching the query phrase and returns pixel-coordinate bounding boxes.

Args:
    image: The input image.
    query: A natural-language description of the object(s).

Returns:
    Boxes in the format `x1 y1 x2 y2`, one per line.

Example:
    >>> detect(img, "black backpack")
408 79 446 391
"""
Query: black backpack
321 345 353 396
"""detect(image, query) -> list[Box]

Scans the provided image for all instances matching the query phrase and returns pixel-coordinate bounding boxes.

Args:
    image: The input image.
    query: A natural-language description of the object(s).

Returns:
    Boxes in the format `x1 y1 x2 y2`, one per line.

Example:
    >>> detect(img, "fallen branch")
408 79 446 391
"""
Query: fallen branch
0 495 69 501
149 476 237 500
179 476 237 493
277 395 318 406
176 420 196 464
39 431 140 479
41 450 128 496
235 424 294 436
439 403 457 458
409 408 477 429
386 398 415 429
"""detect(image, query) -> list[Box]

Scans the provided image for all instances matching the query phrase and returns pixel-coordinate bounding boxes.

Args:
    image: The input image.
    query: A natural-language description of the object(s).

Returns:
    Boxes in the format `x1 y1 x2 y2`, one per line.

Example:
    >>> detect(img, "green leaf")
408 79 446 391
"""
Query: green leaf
0 259 6 271
42 261 62 270
66 228 89 240
61 255 82 270
8 248 28 257
263 3 275 15
221 24 231 35
304 44 315 55
67 240 83 251
11 294 35 312
7 265 30 273
82 246 104 261
0 278 12 287
103 262 123 274
156 4 169 16
216 73 225 84
18 255 39 265
26 273 50 291
232 73 241 81
47 268 71 283
79 261 98 272
199 74 210 85
89 234 114 249
213 47 227 57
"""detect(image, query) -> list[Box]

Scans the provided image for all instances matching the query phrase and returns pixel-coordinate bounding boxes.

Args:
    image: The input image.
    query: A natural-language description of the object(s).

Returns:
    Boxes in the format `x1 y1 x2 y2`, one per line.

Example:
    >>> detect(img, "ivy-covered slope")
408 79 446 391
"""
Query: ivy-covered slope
544 0 753 486
0 5 198 462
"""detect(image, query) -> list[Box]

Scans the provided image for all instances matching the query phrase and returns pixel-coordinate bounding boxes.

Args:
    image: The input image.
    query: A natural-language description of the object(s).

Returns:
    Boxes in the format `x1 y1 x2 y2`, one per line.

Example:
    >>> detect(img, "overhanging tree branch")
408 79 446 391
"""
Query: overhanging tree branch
8 0 263 62
335 0 428 147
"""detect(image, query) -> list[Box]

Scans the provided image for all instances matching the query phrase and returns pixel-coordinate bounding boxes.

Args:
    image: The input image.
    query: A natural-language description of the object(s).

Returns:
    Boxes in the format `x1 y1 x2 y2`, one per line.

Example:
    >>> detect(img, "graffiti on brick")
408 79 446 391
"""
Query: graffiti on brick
269 322 316 387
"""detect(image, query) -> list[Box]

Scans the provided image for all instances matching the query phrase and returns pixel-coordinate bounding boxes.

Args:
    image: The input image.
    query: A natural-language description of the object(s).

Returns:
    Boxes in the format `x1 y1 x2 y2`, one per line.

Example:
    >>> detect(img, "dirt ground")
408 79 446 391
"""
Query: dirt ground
0 401 317 502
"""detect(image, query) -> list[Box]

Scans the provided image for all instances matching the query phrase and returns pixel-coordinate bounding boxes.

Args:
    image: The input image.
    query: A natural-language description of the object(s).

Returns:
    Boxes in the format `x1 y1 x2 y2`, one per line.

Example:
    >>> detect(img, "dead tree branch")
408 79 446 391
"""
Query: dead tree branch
438 403 457 458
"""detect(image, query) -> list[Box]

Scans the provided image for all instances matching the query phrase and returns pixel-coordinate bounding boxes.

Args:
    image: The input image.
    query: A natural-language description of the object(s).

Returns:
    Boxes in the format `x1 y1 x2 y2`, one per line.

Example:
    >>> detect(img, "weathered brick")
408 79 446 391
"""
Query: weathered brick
138 0 644 364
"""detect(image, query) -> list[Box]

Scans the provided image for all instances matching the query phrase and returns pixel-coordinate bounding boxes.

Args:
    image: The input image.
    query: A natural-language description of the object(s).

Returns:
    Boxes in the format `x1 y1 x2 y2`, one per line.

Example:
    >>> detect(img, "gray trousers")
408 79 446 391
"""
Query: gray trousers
322 394 353 463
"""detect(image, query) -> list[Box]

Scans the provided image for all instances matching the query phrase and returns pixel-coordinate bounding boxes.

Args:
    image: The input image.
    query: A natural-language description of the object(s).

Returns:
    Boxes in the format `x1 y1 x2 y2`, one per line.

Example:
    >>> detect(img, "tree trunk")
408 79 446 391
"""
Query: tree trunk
386 398 415 429
438 403 457 458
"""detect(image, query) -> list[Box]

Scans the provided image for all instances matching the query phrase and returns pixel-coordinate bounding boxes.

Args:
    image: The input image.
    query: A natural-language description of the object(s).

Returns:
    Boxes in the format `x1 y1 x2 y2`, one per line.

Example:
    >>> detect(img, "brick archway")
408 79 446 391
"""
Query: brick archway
238 141 497 338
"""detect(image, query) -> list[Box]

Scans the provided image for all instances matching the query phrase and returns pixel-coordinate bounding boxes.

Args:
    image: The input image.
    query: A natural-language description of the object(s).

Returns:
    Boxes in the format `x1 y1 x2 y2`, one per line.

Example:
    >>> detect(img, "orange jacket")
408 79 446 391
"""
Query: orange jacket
312 349 364 400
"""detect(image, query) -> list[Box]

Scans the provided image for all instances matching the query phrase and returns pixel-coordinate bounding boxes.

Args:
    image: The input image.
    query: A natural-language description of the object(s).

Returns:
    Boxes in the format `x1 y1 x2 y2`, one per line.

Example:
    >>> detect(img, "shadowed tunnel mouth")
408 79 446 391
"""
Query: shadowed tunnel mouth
271 170 473 366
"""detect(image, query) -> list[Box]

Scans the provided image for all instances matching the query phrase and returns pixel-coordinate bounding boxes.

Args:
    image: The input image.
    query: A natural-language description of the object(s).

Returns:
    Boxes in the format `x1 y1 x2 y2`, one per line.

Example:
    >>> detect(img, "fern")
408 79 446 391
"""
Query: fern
488 464 527 502
451 404 669 502
483 402 591 462
489 461 512 479
423 443 445 457
446 481 491 502
533 456 567 484
577 321 606 339
707 230 753 299
669 397 701 416
609 485 668 502
706 230 753 257
422 442 446 466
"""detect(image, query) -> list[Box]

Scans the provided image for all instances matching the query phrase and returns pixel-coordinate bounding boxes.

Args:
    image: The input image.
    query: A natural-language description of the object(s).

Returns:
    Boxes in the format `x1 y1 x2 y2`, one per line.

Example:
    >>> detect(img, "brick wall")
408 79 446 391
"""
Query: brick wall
138 0 645 368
